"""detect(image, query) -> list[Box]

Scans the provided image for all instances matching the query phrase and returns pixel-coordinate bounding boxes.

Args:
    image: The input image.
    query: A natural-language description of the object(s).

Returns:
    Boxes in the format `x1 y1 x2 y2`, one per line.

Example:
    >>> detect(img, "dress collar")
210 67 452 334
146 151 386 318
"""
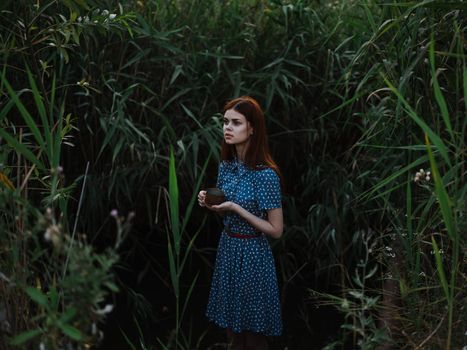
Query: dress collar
231 156 248 176
233 156 245 166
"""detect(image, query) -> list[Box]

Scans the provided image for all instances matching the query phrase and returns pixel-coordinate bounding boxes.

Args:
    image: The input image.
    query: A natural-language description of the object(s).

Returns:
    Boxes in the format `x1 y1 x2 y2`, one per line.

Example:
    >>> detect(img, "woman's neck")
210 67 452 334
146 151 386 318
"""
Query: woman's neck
235 142 249 162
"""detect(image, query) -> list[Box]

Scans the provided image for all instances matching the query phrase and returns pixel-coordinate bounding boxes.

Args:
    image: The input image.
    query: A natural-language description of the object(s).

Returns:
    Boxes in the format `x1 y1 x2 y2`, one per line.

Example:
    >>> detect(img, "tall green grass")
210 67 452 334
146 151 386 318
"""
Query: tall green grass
1 0 465 348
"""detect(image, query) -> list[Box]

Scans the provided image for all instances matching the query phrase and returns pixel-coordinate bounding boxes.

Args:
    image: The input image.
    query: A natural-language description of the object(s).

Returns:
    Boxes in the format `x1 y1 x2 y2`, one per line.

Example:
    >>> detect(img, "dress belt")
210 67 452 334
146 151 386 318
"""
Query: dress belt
225 226 262 239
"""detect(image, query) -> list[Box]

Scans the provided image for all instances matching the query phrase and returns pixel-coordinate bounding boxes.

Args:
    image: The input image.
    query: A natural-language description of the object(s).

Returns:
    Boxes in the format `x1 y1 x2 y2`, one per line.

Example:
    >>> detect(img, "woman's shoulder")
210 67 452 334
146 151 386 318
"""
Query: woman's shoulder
254 166 279 180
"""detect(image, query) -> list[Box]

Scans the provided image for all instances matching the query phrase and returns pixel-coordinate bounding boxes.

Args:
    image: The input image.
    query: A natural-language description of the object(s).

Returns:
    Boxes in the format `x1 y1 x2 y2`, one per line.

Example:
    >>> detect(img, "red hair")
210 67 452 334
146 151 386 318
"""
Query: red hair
220 96 284 187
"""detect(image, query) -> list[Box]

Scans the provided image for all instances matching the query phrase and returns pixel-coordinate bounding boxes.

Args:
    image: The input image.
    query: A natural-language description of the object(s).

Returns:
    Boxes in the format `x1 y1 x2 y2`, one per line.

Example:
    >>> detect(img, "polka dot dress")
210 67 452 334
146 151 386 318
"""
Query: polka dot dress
206 158 283 336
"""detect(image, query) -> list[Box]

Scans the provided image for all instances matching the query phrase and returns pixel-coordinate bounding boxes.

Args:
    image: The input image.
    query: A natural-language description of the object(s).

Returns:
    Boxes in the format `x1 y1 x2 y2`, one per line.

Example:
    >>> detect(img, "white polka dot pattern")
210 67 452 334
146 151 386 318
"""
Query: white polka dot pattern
206 158 283 336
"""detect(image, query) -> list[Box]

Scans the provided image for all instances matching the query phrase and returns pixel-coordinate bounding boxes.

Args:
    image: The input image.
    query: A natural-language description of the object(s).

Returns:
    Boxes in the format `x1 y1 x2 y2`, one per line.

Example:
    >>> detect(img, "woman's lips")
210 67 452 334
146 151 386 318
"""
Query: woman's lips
224 134 233 138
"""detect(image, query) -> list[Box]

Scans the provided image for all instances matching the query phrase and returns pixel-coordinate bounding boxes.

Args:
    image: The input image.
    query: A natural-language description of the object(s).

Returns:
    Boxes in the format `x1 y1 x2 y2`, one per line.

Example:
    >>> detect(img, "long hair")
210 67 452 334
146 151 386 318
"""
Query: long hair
220 96 284 187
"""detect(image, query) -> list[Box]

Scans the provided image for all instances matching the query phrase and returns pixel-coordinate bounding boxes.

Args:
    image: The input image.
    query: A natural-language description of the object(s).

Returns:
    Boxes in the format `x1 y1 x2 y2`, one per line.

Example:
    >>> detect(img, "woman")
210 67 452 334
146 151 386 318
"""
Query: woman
198 96 284 349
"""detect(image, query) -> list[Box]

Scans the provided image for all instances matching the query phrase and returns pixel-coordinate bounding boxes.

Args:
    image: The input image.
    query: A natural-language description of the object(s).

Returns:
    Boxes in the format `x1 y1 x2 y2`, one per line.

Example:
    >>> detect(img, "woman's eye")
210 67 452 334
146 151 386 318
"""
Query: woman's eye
223 119 241 126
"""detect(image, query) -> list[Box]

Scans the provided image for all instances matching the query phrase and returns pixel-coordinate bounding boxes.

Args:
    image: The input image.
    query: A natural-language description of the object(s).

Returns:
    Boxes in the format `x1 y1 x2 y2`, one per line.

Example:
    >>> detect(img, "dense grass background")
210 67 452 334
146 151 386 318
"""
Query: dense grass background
0 0 465 349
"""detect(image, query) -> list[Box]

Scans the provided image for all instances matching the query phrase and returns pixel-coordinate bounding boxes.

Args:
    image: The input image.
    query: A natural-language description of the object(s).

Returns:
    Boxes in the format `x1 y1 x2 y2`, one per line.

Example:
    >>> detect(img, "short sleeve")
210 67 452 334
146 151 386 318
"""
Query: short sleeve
256 168 282 210
216 161 227 188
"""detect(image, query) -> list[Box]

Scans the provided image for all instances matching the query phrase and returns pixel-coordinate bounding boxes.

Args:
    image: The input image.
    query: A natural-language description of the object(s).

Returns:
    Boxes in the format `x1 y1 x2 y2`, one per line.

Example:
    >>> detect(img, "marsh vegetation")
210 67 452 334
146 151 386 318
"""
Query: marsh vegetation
0 0 465 349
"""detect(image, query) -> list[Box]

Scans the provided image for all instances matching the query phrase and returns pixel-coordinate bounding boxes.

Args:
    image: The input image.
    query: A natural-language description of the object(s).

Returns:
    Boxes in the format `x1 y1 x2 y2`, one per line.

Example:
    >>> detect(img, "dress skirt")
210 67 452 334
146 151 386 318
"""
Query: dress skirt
206 230 282 336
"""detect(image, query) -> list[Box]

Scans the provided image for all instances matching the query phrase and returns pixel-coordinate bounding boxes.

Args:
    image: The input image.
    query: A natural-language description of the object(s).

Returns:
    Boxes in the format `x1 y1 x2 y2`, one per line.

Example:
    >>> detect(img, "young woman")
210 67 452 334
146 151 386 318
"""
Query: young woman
198 96 284 349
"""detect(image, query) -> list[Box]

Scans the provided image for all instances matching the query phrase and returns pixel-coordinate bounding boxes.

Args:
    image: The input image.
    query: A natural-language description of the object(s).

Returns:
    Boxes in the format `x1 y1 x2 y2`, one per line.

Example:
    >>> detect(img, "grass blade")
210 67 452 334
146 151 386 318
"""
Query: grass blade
384 76 452 167
167 237 179 298
26 65 52 160
169 146 180 255
429 38 453 140
425 135 455 240
1 77 45 150
0 129 44 169
430 236 449 300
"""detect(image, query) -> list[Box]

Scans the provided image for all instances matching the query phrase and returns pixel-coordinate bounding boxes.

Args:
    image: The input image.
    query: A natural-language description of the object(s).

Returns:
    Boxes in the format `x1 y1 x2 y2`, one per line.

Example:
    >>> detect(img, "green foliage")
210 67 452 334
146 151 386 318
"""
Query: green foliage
314 231 391 350
0 12 125 346
0 188 123 349
0 0 465 349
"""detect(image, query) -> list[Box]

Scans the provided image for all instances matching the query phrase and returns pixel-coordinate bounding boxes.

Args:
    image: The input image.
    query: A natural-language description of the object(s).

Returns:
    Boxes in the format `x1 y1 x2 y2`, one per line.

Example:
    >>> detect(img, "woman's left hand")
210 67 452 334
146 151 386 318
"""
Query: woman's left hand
206 201 237 213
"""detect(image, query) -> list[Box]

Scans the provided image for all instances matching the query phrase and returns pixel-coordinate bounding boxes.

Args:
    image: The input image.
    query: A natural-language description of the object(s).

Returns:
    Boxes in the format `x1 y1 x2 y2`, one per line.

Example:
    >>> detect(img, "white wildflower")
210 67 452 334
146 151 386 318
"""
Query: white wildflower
44 224 62 248
95 304 114 315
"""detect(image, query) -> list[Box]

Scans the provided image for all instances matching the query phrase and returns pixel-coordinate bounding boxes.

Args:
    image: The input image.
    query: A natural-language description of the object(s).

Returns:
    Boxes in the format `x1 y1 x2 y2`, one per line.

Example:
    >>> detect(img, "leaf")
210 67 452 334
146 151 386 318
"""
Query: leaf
180 103 202 128
167 238 179 298
180 272 199 325
365 265 378 279
104 281 119 292
169 65 183 86
0 98 16 124
58 323 83 341
431 236 449 300
60 308 77 323
352 273 364 288
48 286 59 310
348 290 364 299
180 151 211 234
26 287 48 307
383 76 452 167
0 129 45 169
26 65 52 161
425 135 455 240
1 76 46 149
0 170 14 190
429 39 453 140
168 146 180 255
358 155 429 201
9 329 42 346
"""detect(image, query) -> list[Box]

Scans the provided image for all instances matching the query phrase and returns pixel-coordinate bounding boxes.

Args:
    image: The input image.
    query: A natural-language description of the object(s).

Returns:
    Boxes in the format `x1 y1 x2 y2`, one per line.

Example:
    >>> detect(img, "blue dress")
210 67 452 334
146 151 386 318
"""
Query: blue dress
205 158 283 336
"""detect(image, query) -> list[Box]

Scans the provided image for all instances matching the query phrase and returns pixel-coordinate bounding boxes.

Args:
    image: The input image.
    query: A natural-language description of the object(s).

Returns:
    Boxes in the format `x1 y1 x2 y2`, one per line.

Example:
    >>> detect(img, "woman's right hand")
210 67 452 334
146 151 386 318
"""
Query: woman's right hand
198 190 207 207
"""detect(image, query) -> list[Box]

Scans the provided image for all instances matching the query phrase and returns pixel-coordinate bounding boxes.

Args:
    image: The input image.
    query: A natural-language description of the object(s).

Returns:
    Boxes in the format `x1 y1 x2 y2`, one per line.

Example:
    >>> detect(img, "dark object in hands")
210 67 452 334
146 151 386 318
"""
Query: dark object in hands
205 188 226 206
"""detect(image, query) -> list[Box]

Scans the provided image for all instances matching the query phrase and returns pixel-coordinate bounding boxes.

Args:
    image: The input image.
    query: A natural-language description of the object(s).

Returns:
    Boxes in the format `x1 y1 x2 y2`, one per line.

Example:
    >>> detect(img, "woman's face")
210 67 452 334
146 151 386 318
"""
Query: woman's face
223 109 253 145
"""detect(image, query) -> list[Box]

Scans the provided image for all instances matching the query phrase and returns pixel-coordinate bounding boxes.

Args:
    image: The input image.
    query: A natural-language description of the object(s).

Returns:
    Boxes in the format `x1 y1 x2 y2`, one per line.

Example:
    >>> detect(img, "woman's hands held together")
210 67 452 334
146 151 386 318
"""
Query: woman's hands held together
198 190 207 207
207 201 236 212
197 190 237 213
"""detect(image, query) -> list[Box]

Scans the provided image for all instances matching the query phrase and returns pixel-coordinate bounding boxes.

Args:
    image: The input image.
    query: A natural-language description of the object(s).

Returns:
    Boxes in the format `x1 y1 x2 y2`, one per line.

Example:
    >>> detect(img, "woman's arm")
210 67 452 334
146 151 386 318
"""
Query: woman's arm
234 204 283 239
207 202 283 239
